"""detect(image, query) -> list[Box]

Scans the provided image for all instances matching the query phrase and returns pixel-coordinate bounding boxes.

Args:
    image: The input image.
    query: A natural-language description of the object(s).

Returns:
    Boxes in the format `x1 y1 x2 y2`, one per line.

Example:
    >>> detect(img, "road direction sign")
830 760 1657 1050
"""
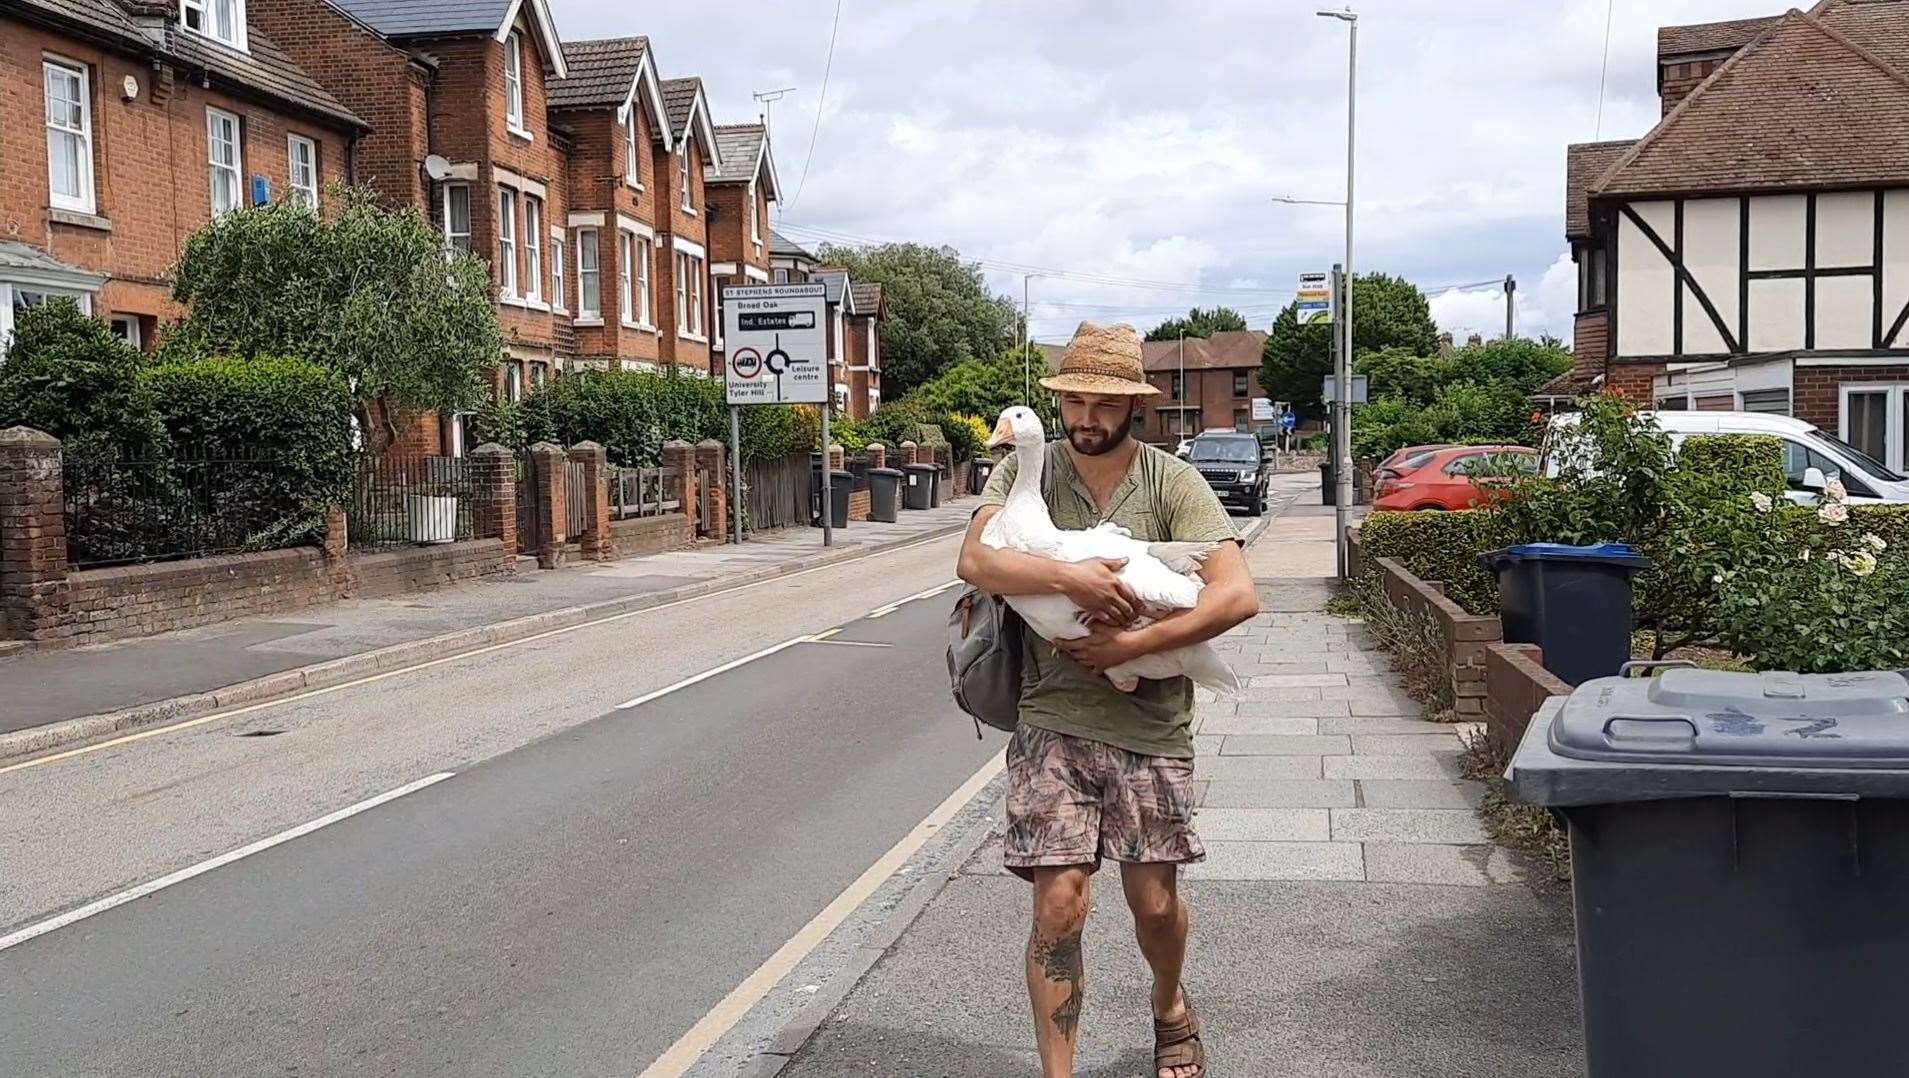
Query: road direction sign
1321 374 1369 404
1296 271 1333 325
722 284 828 405
1251 397 1276 422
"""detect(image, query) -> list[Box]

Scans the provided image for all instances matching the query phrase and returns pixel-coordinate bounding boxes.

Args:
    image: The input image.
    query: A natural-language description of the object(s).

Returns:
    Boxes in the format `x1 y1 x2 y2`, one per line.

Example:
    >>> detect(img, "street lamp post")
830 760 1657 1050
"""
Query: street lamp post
1319 6 1357 579
1019 273 1040 404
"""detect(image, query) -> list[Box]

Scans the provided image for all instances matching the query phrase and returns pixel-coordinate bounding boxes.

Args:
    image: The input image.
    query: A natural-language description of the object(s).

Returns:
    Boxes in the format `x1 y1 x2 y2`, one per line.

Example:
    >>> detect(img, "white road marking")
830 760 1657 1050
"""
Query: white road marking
1 532 966 776
638 748 1008 1077
801 638 894 649
0 771 454 954
613 637 809 710
866 579 961 619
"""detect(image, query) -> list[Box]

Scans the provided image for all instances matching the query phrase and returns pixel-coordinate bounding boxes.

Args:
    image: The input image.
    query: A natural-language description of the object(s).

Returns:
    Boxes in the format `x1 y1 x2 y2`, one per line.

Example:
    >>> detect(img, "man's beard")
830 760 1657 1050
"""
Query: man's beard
1066 417 1131 457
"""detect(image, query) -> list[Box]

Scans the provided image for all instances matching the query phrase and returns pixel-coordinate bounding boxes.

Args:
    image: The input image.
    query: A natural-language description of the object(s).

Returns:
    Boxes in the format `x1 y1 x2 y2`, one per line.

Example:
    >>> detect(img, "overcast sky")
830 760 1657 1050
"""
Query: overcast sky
553 0 1781 346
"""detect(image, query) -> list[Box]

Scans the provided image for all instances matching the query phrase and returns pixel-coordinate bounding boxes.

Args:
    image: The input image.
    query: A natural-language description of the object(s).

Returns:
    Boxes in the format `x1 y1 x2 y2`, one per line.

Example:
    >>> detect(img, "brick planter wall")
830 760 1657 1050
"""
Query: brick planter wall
352 539 514 599
1485 642 1572 760
1374 556 1504 719
65 549 334 643
608 513 693 557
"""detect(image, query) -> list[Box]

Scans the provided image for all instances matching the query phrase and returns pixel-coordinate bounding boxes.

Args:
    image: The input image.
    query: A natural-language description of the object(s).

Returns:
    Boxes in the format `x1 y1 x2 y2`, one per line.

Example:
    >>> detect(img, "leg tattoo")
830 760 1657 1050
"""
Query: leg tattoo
1030 929 1085 1038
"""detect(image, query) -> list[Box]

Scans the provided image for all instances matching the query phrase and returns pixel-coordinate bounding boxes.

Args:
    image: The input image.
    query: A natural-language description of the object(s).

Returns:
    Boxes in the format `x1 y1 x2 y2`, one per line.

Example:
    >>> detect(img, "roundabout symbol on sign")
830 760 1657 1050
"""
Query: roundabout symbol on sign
731 346 762 379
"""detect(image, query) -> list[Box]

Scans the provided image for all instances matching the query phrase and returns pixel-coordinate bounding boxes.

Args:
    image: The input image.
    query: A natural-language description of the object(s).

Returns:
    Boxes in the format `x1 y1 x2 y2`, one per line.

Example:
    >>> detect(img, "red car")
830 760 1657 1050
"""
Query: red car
1373 445 1538 511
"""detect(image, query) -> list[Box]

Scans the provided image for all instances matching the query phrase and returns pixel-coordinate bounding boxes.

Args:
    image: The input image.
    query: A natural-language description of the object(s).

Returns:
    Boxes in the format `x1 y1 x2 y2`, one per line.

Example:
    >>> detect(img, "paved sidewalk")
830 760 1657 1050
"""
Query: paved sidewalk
779 476 1583 1076
0 501 977 736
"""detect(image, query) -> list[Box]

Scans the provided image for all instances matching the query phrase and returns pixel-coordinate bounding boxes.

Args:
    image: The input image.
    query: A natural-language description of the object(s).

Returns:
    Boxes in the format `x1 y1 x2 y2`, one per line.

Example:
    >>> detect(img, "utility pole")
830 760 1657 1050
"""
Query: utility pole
1320 7 1357 579
1503 274 1517 339
1178 332 1186 439
1019 274 1038 404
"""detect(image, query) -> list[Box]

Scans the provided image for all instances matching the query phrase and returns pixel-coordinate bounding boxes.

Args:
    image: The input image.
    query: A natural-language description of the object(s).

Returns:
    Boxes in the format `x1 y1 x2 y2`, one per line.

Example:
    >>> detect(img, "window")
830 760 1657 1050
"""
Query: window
1845 388 1896 471
529 362 546 391
205 108 242 217
773 267 789 284
286 134 317 209
1169 371 1184 399
1578 245 1607 311
523 196 542 301
109 315 141 350
550 236 564 311
2 285 91 350
505 361 523 403
1740 388 1791 415
679 140 692 211
624 115 638 184
497 189 517 296
618 231 635 324
1232 370 1249 398
676 251 688 332
1656 395 1688 411
637 237 652 325
748 181 760 243
675 250 704 335
181 0 245 49
690 257 703 335
504 32 525 134
577 228 600 318
44 61 94 214
443 184 471 252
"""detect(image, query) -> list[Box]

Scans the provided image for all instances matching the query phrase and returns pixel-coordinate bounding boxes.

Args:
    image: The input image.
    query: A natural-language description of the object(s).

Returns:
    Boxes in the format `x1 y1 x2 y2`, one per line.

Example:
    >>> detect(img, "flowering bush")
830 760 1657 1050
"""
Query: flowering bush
1715 481 1908 672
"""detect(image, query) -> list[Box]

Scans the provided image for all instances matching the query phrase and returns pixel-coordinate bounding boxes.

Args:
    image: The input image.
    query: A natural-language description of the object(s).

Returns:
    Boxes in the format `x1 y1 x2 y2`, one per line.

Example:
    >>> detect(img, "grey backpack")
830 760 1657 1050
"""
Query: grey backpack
948 587 1025 737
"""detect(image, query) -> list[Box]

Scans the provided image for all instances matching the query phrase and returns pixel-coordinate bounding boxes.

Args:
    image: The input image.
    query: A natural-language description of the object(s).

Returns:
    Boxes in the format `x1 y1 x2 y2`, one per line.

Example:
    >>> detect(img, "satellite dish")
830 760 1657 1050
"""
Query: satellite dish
422 154 453 181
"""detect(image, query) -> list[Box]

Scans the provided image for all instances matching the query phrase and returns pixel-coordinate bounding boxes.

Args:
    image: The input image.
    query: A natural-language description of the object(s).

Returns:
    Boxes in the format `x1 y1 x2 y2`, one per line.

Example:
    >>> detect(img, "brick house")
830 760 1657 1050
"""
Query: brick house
1565 0 1909 475
252 0 572 455
810 267 866 417
546 35 673 372
1138 330 1270 444
1 0 366 350
655 75 716 375
706 121 777 372
768 225 818 284
844 281 884 419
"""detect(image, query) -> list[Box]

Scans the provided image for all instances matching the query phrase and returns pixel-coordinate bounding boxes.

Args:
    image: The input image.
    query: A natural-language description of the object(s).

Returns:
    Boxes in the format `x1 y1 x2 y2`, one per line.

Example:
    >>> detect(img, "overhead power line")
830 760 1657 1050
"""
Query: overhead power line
786 0 843 210
1594 0 1615 139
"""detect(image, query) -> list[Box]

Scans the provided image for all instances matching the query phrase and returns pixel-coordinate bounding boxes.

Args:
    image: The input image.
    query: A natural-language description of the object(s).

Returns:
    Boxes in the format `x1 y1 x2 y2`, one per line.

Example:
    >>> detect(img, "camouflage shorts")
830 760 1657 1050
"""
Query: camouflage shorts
1003 724 1204 881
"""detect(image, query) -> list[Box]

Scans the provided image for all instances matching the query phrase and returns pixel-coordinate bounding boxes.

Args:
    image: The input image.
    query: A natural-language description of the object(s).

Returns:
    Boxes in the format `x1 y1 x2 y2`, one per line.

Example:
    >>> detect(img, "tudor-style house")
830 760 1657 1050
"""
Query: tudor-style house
546 35 672 372
656 76 716 375
1 0 365 349
1566 0 1909 476
255 0 573 454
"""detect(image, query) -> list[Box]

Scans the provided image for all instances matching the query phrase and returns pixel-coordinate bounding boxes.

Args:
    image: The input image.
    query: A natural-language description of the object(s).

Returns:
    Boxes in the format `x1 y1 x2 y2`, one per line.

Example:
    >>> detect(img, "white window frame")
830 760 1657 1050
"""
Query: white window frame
550 233 565 313
109 314 142 350
286 134 318 209
675 251 689 333
2 284 93 353
624 113 639 186
638 236 653 328
497 189 518 298
43 59 95 215
443 183 471 253
504 32 528 138
181 0 247 51
748 180 760 246
679 140 693 212
618 230 636 326
505 361 523 403
205 107 242 218
576 227 601 321
1841 384 1908 474
523 195 542 303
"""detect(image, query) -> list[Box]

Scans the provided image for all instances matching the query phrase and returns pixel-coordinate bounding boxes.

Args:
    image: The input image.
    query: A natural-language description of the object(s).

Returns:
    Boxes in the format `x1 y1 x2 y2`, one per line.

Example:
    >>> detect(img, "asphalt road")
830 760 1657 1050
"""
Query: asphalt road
0 535 1000 1076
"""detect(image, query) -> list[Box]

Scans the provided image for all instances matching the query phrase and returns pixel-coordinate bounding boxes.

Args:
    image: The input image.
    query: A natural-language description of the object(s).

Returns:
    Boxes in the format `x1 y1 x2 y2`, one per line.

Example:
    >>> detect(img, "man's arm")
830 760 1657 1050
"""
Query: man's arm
1056 540 1258 671
956 506 1140 626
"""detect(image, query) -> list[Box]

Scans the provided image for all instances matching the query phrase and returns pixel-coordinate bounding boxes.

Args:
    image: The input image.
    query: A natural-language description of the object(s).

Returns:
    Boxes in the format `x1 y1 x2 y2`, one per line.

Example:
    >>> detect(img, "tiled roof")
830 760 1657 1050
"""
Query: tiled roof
661 76 700 138
1595 7 1909 198
550 36 648 109
769 228 814 261
710 124 764 183
1817 0 1909 74
4 0 365 129
325 0 512 37
1564 140 1636 239
1532 369 1593 398
1658 15 1782 57
1140 330 1267 372
811 268 852 308
849 282 881 313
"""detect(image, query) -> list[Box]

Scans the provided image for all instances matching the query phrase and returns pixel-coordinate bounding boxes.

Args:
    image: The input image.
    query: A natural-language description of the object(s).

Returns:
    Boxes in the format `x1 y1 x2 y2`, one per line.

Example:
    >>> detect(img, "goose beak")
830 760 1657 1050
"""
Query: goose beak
987 416 1016 449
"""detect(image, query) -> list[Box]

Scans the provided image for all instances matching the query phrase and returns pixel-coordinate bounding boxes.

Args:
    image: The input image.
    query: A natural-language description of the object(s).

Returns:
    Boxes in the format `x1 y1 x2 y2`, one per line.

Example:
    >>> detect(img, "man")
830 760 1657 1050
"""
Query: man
957 322 1259 1078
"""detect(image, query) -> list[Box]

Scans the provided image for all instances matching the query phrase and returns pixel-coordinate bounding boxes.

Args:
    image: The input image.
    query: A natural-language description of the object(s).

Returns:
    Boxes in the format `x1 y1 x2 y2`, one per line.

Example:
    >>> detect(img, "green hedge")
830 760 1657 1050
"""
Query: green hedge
506 370 814 465
1678 434 1785 494
1356 509 1504 615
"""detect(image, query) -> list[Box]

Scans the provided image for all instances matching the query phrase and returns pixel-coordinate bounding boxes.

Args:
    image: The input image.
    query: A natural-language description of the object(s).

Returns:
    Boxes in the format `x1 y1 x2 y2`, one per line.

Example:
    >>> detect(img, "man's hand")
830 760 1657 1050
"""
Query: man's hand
1058 559 1138 627
1056 623 1150 673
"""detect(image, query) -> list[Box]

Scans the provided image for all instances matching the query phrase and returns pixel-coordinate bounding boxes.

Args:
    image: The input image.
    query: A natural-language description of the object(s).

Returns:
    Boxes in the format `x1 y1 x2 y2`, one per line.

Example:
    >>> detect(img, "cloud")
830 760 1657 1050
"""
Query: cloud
551 0 1780 346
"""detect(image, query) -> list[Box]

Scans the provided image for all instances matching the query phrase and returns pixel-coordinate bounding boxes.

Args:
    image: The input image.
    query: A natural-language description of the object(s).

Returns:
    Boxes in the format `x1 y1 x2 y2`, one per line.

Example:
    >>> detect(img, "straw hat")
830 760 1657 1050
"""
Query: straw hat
1039 322 1160 396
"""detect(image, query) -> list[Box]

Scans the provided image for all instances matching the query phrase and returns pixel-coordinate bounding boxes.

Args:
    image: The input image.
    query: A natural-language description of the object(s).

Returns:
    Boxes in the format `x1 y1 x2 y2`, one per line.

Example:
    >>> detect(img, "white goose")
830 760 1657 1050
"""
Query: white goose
981 406 1240 694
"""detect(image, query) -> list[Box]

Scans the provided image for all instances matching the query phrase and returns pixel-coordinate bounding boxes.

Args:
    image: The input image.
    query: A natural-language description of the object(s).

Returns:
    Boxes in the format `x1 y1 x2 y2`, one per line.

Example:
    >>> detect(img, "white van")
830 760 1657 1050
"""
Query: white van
1541 410 1909 504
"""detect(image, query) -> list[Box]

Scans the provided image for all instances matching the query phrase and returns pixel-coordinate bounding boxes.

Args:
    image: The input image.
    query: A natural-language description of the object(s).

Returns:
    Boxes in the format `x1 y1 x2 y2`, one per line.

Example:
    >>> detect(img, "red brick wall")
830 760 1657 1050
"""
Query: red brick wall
1572 309 1609 386
2 14 353 333
560 105 662 368
656 129 711 372
1794 364 1909 430
1660 57 1726 116
1606 362 1663 403
608 512 693 556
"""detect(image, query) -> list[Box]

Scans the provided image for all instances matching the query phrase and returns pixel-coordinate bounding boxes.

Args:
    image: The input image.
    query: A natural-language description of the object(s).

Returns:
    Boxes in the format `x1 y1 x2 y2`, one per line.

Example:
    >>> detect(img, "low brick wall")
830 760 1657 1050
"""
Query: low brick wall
1374 556 1504 719
609 513 693 557
848 490 872 522
1485 642 1572 760
353 539 513 599
64 548 336 645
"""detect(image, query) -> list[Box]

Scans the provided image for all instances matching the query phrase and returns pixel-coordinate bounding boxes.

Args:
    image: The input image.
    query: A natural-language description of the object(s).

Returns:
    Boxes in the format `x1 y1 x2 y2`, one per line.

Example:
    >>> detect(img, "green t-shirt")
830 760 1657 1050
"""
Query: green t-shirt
976 441 1239 759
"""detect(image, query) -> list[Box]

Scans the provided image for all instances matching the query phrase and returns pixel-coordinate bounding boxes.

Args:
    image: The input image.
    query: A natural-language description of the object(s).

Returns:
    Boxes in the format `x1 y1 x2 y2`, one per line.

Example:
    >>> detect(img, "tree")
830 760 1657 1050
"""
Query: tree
167 187 502 448
1441 336 1573 394
1259 272 1437 419
904 345 1058 428
813 242 1018 398
1145 306 1249 342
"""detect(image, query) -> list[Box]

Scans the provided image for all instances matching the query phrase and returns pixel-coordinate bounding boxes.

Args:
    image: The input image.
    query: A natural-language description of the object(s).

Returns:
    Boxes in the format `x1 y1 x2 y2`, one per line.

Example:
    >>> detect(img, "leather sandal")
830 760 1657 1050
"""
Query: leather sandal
1153 991 1206 1077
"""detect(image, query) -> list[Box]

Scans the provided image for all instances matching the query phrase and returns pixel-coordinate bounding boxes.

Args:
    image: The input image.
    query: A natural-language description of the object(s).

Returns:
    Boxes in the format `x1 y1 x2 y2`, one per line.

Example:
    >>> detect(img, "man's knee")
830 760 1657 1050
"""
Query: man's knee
1030 868 1090 936
1126 878 1181 932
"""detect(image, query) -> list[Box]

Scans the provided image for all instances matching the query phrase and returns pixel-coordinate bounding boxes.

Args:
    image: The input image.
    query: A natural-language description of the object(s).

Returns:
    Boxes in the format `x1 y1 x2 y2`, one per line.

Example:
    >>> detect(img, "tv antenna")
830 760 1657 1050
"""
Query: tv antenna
752 87 797 135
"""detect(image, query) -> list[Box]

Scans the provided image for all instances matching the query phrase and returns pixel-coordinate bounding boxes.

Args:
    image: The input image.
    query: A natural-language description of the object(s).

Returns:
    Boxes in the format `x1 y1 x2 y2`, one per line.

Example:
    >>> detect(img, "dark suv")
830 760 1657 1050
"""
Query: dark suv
1186 432 1269 515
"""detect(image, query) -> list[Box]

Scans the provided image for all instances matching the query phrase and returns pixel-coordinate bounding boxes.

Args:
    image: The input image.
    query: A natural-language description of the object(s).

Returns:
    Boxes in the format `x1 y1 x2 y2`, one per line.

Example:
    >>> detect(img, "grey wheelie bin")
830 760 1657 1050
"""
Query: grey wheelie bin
810 469 852 528
867 467 903 523
902 463 937 510
971 457 995 494
1507 664 1909 1078
1484 543 1649 686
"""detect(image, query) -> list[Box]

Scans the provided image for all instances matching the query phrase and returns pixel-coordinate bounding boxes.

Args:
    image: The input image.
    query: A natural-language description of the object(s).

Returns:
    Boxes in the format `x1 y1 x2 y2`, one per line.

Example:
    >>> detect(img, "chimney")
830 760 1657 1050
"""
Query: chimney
1436 331 1455 357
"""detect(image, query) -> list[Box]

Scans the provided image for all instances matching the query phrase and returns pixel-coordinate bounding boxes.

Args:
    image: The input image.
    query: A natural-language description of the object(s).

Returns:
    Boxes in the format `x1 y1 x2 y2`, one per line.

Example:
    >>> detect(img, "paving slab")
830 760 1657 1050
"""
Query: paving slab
1319 715 1459 736
1193 808 1332 842
1200 779 1358 809
1195 714 1320 737
1216 734 1350 756
1322 754 1464 781
1234 697 1353 719
1357 780 1486 810
1249 673 1349 689
1351 733 1464 755
1187 840 1367 881
1363 844 1529 887
1331 808 1491 845
1199 755 1324 781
